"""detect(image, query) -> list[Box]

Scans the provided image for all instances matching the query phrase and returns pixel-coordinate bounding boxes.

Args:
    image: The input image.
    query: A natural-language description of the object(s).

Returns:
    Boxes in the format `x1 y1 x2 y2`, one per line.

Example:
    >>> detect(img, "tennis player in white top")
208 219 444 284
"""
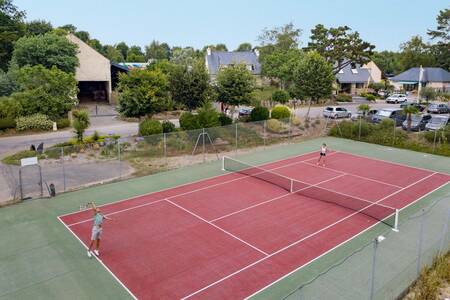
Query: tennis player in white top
317 143 328 167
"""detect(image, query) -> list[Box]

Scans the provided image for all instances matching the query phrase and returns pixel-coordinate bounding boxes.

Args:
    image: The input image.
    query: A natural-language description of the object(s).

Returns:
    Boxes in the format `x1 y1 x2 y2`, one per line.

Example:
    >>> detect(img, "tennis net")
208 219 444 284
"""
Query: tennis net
222 156 399 231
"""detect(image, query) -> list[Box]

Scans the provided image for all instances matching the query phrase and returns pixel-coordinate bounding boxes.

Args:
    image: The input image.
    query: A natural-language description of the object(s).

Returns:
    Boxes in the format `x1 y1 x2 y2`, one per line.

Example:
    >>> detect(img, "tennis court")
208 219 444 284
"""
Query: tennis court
57 150 450 299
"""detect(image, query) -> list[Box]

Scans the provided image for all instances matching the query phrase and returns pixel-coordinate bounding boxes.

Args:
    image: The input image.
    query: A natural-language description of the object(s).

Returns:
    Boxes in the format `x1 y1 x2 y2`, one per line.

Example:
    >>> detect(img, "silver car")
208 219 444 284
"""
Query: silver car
425 115 450 131
323 106 351 119
386 94 408 104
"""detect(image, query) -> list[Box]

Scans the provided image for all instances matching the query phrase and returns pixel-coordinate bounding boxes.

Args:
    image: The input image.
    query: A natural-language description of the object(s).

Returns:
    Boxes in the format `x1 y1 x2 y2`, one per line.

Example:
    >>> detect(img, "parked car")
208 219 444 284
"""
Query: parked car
427 103 450 114
401 114 432 131
386 94 408 104
425 115 450 131
372 108 406 126
400 102 426 112
238 106 253 116
351 109 378 121
323 106 351 119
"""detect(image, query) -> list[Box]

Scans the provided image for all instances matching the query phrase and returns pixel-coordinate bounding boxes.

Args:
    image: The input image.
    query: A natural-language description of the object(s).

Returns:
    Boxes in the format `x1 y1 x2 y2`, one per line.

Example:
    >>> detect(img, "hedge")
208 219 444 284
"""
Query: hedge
139 119 163 136
16 114 53 131
0 118 16 130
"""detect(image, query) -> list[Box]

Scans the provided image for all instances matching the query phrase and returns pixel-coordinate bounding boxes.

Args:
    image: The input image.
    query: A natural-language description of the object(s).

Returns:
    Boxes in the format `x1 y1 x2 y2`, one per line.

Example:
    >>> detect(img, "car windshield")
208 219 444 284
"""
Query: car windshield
429 104 438 109
377 110 392 117
325 107 333 111
430 117 448 124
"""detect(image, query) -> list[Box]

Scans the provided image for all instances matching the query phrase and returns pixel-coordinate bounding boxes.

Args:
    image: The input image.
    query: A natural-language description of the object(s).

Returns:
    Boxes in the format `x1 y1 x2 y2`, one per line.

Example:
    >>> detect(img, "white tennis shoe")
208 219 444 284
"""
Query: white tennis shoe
94 250 100 256
87 250 92 258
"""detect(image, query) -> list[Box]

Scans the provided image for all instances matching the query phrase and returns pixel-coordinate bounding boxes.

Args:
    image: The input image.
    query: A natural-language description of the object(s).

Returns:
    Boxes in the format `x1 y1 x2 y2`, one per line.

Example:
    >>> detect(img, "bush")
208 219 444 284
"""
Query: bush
197 102 220 128
266 119 289 133
271 105 291 120
292 116 302 126
0 118 16 130
336 94 352 102
380 118 395 130
16 113 53 131
56 118 70 129
250 106 270 122
2 150 38 165
0 97 23 119
179 112 201 130
365 94 376 101
218 113 232 126
271 90 290 104
72 110 90 142
139 119 163 136
162 120 176 133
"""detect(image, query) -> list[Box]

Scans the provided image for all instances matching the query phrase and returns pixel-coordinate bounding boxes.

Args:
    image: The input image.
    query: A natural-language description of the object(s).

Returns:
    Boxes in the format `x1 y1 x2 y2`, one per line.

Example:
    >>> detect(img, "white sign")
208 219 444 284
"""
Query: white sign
21 157 38 167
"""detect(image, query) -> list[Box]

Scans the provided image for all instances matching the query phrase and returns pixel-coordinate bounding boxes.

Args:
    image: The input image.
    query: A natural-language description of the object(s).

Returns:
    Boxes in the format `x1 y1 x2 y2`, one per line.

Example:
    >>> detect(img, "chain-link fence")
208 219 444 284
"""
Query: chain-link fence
276 191 450 300
1 116 331 203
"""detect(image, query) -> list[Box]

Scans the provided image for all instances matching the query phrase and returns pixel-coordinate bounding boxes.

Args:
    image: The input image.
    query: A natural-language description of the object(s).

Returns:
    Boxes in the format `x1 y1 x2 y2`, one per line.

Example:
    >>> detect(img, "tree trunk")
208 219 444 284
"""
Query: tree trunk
305 98 313 120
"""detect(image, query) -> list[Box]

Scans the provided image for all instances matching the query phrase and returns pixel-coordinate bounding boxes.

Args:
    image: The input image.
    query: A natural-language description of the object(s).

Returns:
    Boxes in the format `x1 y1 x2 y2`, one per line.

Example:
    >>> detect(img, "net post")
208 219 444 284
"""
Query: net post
290 180 294 193
392 209 399 232
221 156 225 171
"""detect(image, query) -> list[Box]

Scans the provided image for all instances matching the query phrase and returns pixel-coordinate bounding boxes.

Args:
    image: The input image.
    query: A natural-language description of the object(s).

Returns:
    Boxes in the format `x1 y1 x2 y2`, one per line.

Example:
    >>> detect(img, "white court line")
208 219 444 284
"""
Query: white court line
301 158 403 189
65 151 337 227
245 179 450 300
56 216 138 300
210 173 347 222
165 199 269 256
58 149 320 219
181 172 437 299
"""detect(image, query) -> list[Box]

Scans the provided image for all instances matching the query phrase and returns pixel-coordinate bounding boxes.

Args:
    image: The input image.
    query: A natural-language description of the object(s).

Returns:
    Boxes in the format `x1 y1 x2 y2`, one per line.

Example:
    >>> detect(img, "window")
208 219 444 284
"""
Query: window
351 68 358 74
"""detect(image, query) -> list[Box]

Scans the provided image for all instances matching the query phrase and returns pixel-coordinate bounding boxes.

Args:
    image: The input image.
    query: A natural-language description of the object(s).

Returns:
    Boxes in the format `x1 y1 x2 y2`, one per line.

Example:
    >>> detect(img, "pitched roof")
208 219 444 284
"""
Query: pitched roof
206 51 261 75
335 62 371 84
390 67 450 83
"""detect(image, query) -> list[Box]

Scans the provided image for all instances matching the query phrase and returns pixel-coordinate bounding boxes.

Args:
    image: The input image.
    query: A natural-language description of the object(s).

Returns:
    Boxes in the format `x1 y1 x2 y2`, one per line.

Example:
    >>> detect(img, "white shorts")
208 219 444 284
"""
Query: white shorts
91 226 102 240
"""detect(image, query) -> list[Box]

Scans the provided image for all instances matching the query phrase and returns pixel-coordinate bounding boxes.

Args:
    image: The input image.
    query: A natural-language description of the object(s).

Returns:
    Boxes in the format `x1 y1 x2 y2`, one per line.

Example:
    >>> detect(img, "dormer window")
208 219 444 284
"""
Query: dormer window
338 69 344 74
351 68 358 74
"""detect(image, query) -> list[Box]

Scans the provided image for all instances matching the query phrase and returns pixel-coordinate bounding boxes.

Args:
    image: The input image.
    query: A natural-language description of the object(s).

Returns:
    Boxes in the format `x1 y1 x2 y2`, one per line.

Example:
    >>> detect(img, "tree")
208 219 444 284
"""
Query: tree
169 61 210 111
145 40 171 60
103 45 124 62
402 105 419 132
0 0 25 70
25 20 53 36
59 24 77 33
420 87 437 104
371 51 403 75
0 69 17 96
88 39 104 54
11 65 78 118
216 64 256 108
428 8 450 70
75 30 90 42
127 46 145 62
236 43 252 51
170 47 197 65
308 24 375 74
291 51 334 118
399 36 436 70
72 110 90 142
368 82 385 94
117 69 170 117
258 23 302 51
202 44 228 53
261 48 303 89
11 33 79 73
115 42 129 60
358 103 370 117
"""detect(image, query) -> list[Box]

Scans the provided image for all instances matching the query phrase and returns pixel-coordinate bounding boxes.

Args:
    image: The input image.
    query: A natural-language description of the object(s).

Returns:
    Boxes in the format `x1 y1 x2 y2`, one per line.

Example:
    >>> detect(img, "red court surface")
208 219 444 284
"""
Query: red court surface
59 151 450 299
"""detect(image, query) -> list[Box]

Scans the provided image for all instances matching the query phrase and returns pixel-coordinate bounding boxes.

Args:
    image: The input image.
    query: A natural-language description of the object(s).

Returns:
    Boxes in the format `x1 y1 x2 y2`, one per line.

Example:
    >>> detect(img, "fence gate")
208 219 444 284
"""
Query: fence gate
19 164 43 200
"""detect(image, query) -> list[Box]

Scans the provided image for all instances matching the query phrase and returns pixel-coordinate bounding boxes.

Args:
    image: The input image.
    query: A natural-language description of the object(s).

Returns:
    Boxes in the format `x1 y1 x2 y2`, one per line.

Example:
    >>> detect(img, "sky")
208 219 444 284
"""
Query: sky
15 0 449 52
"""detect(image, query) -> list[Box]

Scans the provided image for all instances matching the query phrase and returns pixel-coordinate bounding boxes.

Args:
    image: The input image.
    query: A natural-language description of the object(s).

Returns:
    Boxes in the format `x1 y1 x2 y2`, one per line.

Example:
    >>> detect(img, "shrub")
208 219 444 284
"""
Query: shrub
139 119 163 136
162 120 176 133
2 150 38 165
250 106 270 122
179 112 200 130
56 118 70 129
0 97 23 119
271 105 291 120
271 90 290 104
365 94 376 101
380 118 395 130
218 113 232 126
336 94 352 102
197 101 220 128
266 119 289 133
0 118 16 130
16 113 53 131
72 110 90 141
292 116 302 126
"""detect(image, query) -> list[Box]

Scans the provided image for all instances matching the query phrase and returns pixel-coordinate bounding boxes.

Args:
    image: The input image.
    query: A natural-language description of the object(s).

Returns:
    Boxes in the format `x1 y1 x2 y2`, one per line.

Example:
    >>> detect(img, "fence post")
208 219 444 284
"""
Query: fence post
61 147 66 192
202 128 206 162
263 120 267 148
416 210 426 276
235 123 238 154
117 141 122 179
359 117 362 140
163 133 167 168
439 209 450 253
369 239 379 300
392 123 396 145
432 129 438 153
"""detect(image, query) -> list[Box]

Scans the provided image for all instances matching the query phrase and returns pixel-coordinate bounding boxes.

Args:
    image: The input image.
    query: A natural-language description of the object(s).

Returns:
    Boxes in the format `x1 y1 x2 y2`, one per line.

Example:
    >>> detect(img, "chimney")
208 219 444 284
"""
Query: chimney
254 48 260 57
206 47 212 56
